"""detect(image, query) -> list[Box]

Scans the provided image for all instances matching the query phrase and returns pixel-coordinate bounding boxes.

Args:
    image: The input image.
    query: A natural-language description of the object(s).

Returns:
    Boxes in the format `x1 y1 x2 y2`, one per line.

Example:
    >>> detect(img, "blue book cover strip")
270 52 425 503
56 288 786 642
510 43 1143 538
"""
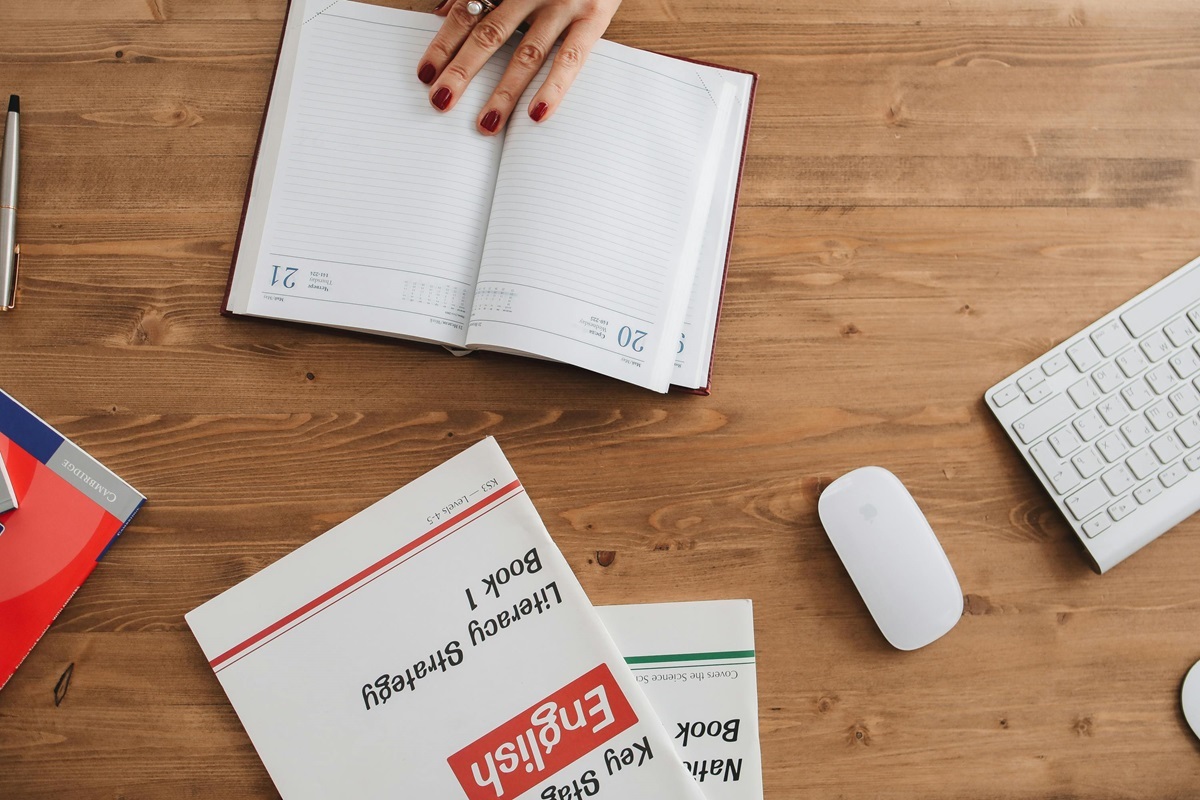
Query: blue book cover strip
0 391 64 464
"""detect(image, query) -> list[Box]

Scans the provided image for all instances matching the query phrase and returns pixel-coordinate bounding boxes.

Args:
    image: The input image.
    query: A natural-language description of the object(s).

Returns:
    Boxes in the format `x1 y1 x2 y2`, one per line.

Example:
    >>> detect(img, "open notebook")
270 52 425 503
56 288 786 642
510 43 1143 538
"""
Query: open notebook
223 0 756 393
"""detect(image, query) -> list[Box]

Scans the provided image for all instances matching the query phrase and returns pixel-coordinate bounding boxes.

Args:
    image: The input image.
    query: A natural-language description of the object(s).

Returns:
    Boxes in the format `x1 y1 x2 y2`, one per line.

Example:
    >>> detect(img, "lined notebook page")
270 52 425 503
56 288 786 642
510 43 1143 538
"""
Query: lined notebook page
467 40 731 391
240 2 506 347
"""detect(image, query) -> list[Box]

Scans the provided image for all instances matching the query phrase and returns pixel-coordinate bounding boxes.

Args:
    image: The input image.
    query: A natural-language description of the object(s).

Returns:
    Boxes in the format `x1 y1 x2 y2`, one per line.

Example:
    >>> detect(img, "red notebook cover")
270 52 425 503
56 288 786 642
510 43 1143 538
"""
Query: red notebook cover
0 391 145 690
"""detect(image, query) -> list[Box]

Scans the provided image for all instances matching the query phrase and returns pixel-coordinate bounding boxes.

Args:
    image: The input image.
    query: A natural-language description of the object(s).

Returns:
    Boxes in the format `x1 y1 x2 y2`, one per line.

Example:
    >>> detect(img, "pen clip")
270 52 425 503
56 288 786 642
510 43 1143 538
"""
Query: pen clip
4 244 17 310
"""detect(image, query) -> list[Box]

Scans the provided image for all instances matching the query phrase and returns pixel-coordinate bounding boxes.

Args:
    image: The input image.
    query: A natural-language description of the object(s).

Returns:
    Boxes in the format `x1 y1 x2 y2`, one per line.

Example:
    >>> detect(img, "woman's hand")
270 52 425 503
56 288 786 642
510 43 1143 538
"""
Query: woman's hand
417 0 623 134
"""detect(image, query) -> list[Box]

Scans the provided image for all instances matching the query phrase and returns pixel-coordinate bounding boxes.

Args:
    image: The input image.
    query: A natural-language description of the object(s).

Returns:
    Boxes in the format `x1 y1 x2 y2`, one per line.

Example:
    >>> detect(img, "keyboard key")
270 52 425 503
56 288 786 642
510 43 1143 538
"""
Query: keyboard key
1108 496 1137 521
1120 379 1154 409
1082 513 1111 538
1072 409 1106 441
1146 364 1180 394
1067 339 1102 372
1046 463 1081 495
1120 264 1200 337
1141 332 1172 362
1091 363 1124 394
1145 400 1179 431
1018 370 1045 392
1120 415 1154 447
1165 317 1197 347
1176 416 1200 448
1190 306 1200 331
1096 432 1128 462
1126 448 1158 480
1169 348 1200 379
1096 395 1130 425
1151 431 1184 463
1160 462 1188 488
1049 426 1083 457
1101 464 1135 495
1091 320 1132 356
1186 451 1200 470
1134 480 1163 504
1013 394 1075 444
992 384 1020 407
1068 378 1100 408
1042 353 1071 375
1072 447 1104 478
1029 442 1079 495
1169 383 1200 415
1116 347 1149 377
1066 481 1110 520
1029 441 1060 475
1026 382 1054 404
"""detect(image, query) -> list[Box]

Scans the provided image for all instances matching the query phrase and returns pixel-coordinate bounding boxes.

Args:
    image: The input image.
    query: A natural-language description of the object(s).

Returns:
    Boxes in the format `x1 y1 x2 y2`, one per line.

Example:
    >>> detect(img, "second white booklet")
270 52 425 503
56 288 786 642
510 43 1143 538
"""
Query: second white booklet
600 600 765 800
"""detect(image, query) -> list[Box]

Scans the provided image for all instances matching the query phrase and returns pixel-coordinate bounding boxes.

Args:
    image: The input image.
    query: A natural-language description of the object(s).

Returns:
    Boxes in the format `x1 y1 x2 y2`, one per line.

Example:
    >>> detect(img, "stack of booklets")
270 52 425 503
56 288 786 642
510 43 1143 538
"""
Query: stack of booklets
222 0 756 393
188 437 763 798
0 390 146 690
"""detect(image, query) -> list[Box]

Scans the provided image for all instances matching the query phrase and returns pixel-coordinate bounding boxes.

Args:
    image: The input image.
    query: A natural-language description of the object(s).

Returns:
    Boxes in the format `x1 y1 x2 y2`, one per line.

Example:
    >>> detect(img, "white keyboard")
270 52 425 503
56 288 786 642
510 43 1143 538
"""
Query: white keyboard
987 255 1200 573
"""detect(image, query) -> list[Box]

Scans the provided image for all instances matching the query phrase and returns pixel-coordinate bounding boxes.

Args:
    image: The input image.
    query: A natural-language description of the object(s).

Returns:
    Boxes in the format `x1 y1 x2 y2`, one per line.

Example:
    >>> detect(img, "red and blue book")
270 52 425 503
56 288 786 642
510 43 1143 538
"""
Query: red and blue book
0 390 145 690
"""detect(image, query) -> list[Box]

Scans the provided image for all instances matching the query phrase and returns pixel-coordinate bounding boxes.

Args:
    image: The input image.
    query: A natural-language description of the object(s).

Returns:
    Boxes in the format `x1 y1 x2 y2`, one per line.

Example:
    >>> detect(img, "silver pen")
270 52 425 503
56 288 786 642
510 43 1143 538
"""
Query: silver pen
1 95 19 310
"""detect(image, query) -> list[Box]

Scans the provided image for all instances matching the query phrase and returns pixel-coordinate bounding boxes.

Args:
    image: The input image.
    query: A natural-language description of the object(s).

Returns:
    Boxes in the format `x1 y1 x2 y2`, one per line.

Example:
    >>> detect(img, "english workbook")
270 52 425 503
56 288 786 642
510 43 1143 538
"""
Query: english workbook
187 437 705 800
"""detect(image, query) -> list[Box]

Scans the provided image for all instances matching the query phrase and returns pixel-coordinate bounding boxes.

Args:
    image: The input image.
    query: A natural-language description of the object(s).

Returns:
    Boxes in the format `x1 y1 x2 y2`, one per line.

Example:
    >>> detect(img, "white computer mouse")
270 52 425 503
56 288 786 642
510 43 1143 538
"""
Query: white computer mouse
1184 659 1200 740
817 466 963 651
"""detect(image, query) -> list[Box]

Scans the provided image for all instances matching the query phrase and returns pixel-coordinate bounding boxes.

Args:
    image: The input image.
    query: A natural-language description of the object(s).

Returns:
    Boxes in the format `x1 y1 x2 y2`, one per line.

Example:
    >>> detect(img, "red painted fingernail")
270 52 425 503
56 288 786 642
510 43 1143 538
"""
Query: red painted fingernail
530 102 548 122
432 87 452 111
418 63 436 85
434 0 448 10
481 110 501 133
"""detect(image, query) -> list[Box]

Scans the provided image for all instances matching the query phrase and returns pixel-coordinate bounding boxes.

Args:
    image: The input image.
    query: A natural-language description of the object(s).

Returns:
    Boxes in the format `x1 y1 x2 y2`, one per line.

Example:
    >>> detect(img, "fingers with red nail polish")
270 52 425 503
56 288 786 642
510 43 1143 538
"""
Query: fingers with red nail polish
419 0 523 117
417 0 620 131
475 8 564 134
525 16 607 125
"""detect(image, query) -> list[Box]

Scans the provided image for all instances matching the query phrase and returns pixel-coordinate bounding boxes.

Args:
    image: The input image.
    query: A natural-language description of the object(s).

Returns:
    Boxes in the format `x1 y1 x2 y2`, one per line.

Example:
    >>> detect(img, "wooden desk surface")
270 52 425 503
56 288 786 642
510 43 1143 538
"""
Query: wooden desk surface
1 1 1199 796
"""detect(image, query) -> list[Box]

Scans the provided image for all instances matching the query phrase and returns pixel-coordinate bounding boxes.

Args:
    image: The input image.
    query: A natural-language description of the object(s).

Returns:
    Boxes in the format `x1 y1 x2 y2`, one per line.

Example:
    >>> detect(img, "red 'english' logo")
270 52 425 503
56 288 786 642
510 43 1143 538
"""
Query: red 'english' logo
447 664 637 799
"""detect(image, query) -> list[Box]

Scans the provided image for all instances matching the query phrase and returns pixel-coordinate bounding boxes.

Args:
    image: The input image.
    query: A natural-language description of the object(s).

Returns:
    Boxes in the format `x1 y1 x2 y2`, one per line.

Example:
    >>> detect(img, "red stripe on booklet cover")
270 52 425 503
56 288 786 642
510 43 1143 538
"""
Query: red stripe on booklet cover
209 479 523 671
447 664 638 799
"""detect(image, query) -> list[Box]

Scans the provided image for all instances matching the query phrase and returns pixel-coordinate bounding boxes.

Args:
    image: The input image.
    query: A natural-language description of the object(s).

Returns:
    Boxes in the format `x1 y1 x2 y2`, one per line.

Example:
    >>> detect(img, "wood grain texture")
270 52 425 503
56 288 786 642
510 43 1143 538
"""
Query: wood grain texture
1 0 1199 797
